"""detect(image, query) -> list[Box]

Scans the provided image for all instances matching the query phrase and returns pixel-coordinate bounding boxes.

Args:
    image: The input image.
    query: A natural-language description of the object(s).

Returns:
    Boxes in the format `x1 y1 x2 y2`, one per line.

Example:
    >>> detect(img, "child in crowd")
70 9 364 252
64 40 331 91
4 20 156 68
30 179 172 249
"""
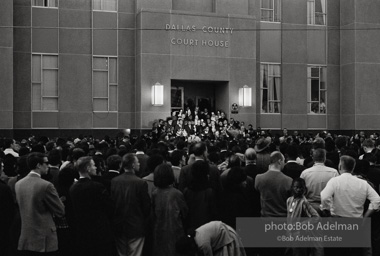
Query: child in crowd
287 178 323 256
287 178 319 219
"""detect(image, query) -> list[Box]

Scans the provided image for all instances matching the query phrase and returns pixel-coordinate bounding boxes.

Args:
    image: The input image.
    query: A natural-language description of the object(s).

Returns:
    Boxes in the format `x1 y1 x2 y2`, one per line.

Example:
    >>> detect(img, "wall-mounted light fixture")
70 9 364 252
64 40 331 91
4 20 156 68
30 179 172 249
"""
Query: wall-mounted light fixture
152 82 164 106
239 85 252 107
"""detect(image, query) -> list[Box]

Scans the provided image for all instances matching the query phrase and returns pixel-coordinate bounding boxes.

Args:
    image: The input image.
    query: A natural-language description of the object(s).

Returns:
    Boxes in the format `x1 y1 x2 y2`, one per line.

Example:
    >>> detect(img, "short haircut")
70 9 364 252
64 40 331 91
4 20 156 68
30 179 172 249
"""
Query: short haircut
312 138 325 149
71 148 86 161
269 151 284 164
107 154 122 171
45 141 56 152
227 154 241 168
75 156 93 174
340 155 356 173
121 153 137 170
244 148 257 161
171 150 184 166
48 149 62 166
286 144 299 160
193 142 207 157
4 138 14 149
27 152 45 170
154 163 175 188
312 148 326 163
363 139 375 149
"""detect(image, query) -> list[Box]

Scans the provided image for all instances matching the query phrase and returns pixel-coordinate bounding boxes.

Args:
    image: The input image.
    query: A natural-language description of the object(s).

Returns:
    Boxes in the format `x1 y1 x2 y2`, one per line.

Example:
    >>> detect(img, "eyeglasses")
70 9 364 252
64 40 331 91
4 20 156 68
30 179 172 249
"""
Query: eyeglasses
43 161 49 165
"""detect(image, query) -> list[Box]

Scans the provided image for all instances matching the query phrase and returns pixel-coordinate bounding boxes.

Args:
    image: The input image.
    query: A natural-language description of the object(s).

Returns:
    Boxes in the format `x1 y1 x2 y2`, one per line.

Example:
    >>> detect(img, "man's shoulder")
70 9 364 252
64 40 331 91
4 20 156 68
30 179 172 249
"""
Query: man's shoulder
17 175 51 191
181 164 192 172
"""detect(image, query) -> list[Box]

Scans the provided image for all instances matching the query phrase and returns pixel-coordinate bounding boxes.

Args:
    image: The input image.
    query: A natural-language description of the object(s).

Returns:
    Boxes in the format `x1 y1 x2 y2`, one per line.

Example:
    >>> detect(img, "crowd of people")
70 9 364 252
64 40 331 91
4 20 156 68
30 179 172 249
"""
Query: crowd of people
1 110 380 256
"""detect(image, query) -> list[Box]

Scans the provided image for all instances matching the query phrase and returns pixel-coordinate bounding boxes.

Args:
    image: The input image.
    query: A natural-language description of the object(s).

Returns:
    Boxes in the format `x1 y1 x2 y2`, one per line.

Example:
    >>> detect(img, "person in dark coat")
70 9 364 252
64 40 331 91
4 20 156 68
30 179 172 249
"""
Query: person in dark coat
178 142 221 195
152 163 188 256
0 158 15 256
282 143 305 179
69 156 115 256
111 153 151 256
102 154 122 193
183 160 218 232
219 166 255 229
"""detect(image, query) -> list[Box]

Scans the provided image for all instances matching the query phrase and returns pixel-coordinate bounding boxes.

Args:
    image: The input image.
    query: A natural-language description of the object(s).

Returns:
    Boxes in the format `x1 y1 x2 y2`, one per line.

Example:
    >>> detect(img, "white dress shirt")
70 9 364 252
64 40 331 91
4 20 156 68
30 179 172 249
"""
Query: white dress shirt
321 173 380 217
300 163 339 205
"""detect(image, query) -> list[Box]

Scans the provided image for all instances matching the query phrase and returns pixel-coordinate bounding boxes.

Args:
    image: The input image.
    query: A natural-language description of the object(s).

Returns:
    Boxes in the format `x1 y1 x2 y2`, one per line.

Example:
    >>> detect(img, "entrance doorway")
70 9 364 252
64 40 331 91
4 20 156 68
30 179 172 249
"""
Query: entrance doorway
171 80 229 117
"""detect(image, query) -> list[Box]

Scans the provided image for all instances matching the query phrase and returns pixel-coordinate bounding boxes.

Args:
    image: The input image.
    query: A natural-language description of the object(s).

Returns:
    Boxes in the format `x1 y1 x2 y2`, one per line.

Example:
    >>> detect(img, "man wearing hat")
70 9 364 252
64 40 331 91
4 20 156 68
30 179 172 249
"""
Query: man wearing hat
254 136 272 174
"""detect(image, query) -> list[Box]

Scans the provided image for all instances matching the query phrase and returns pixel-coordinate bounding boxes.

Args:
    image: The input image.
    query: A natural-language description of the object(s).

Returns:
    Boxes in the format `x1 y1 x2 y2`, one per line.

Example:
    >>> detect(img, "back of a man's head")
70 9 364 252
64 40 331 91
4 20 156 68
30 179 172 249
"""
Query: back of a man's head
340 155 356 173
193 142 207 157
48 149 62 166
121 153 137 171
312 138 325 150
27 152 45 170
363 139 375 149
107 154 122 171
171 150 184 167
286 144 299 160
4 138 14 149
270 151 284 165
312 148 326 163
75 156 92 174
244 148 256 164
71 148 86 162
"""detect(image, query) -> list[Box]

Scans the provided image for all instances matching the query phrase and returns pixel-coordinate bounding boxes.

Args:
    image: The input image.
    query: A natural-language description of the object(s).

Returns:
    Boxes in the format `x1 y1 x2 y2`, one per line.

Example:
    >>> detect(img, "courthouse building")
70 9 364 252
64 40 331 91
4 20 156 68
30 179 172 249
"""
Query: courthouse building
1 0 379 137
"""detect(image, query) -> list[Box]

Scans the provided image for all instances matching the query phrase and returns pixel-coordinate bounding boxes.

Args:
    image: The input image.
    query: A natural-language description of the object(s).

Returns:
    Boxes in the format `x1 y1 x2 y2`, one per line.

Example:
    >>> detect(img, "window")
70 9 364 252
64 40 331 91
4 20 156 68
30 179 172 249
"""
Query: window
307 66 326 114
261 0 281 22
261 64 281 113
32 54 58 111
32 0 58 7
93 57 118 112
307 0 326 25
93 0 117 11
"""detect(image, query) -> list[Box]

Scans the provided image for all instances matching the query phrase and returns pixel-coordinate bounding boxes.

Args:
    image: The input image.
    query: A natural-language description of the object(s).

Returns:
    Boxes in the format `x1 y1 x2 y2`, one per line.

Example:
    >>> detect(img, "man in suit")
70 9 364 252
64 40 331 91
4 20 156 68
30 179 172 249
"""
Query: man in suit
111 153 151 256
282 143 305 179
0 158 15 256
102 154 122 192
16 152 65 255
244 148 259 180
134 139 149 177
243 148 261 217
178 142 221 195
69 156 115 256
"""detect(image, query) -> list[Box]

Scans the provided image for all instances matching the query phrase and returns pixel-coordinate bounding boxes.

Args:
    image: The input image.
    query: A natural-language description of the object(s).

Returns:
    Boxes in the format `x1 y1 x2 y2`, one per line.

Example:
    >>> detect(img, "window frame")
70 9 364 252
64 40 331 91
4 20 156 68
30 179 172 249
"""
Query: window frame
32 0 58 8
260 63 282 114
31 53 59 112
307 65 327 115
92 56 118 113
93 0 118 12
307 0 327 26
260 0 281 23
